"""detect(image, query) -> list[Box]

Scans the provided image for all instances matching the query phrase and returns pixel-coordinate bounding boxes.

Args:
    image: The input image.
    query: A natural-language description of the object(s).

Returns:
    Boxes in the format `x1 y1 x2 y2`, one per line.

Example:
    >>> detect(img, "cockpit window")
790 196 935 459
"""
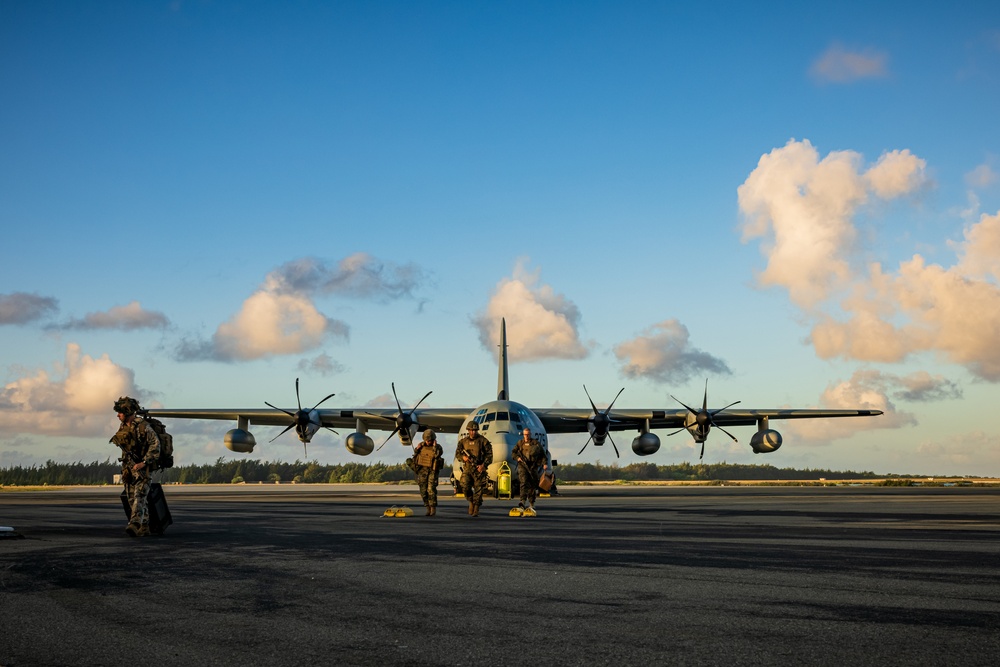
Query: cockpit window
484 412 496 422
496 411 509 421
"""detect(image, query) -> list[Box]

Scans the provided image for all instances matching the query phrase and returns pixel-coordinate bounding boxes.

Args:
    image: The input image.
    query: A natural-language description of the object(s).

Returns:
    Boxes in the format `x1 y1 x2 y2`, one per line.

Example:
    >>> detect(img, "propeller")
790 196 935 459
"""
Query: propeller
577 385 625 458
667 379 740 460
264 377 339 457
366 382 432 451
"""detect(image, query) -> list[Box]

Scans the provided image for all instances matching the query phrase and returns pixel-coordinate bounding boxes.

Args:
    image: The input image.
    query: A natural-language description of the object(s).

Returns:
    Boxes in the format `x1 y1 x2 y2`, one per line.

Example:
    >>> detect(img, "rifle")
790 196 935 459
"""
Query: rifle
515 458 544 485
514 442 545 481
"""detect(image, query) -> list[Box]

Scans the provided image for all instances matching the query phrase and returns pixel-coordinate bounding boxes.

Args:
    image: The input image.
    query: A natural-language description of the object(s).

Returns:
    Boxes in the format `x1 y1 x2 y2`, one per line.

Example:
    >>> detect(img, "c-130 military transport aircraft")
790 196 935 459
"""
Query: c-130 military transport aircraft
149 320 882 497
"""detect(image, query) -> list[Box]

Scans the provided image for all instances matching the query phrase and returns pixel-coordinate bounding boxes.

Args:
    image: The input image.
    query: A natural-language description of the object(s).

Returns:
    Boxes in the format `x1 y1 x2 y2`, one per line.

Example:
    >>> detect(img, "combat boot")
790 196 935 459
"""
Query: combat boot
125 522 140 537
468 501 475 515
136 524 151 537
472 503 480 517
429 506 436 517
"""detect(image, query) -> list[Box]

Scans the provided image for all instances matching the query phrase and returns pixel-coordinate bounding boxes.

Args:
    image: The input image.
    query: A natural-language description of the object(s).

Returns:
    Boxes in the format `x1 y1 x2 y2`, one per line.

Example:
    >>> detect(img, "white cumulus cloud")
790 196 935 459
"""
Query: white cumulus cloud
175 253 426 363
738 140 1000 382
0 343 141 437
473 260 590 362
956 210 1000 280
738 139 928 307
214 291 341 360
864 149 928 199
810 245 1000 380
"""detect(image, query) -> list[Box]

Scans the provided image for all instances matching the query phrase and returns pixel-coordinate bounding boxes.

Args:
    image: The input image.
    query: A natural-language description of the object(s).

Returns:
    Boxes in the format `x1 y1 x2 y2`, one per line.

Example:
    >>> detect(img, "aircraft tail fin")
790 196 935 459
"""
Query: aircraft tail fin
497 318 509 400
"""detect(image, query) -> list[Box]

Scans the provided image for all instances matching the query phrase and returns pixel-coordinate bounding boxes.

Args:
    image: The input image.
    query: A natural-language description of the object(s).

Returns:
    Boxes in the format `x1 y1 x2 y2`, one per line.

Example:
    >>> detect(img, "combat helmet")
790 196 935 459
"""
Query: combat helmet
466 421 479 431
113 396 141 416
422 428 436 442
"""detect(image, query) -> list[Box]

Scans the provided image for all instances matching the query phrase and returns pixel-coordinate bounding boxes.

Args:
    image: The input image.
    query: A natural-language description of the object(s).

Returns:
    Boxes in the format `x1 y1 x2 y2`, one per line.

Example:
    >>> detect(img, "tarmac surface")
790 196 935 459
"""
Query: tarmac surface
2 483 999 666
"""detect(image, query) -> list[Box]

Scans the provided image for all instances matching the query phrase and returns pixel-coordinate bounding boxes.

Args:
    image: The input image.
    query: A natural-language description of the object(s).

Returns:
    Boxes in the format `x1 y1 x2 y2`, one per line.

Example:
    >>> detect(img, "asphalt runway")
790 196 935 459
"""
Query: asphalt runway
2 484 999 666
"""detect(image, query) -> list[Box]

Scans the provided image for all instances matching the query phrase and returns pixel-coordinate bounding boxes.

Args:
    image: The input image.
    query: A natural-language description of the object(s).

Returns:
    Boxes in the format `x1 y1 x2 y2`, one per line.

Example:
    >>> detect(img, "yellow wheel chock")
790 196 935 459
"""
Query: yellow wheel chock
508 506 524 517
522 506 537 517
382 506 414 517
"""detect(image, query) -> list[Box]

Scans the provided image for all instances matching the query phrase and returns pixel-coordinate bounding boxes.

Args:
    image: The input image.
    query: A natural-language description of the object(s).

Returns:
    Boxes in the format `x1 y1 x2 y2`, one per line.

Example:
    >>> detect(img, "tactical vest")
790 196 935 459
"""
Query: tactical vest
415 445 437 468
515 439 543 464
460 435 489 465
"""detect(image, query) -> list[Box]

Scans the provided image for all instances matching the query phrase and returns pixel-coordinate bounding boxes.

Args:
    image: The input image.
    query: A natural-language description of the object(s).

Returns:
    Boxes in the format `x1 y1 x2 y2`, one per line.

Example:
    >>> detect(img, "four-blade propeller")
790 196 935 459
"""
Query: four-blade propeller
577 385 625 458
367 382 432 451
264 378 339 457
666 380 740 460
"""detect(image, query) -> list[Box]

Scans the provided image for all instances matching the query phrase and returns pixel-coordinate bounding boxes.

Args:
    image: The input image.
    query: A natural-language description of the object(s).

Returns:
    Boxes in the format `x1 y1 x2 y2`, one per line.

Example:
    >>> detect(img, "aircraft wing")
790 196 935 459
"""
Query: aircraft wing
147 408 474 433
149 407 881 434
532 408 883 434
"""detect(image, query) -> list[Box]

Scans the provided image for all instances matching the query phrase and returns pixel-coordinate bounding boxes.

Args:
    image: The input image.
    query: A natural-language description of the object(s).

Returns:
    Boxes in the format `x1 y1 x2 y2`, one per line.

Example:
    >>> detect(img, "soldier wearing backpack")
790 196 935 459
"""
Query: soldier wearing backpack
110 396 160 537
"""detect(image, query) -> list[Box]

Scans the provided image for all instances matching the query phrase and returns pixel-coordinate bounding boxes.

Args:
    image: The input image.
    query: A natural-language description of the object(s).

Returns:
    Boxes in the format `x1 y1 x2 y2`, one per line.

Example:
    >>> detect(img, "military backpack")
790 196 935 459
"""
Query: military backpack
143 415 174 469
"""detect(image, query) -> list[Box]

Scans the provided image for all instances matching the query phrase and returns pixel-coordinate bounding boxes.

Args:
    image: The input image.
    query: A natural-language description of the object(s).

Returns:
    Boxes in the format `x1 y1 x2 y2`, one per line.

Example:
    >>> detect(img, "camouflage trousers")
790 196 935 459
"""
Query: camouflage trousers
461 468 488 506
123 472 151 526
416 466 439 507
518 464 540 505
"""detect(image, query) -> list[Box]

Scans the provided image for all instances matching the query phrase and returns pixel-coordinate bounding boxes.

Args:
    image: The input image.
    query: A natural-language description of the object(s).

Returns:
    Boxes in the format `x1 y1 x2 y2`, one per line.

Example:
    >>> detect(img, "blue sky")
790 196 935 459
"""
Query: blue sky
2 1 998 476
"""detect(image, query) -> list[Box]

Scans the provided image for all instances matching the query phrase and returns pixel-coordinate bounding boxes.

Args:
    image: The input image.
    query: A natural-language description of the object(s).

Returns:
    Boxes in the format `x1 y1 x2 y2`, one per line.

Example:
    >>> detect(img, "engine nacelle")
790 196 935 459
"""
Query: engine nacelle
345 432 375 456
224 428 257 453
749 429 782 453
631 432 661 456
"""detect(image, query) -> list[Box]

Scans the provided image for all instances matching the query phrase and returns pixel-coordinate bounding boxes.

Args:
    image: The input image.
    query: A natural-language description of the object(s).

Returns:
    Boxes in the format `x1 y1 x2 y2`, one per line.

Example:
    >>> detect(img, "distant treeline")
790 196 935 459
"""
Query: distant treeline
0 459 899 486
0 459 412 486
557 461 885 482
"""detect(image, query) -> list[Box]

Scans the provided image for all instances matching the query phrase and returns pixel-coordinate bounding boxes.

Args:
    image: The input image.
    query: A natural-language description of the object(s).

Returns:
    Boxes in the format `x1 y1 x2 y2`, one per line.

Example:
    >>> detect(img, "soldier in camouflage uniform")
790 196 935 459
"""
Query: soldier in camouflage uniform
414 429 444 516
513 428 548 512
455 421 492 516
110 397 160 537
